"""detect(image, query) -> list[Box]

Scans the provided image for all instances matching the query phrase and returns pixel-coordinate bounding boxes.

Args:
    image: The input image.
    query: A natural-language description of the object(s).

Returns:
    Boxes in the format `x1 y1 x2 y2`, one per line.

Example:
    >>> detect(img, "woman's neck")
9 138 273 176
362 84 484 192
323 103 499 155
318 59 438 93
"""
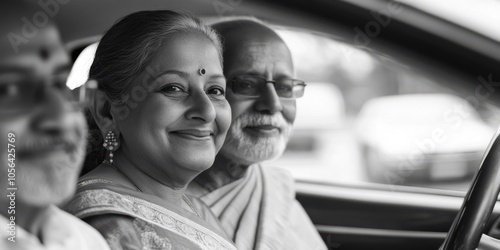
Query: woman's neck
195 154 250 191
111 153 188 206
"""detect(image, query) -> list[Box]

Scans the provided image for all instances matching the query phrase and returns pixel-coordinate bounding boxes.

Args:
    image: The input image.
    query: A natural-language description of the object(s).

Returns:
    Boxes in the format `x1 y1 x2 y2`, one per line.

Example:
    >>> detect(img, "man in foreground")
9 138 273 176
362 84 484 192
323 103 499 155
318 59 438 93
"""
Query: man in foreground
188 19 327 250
0 1 109 249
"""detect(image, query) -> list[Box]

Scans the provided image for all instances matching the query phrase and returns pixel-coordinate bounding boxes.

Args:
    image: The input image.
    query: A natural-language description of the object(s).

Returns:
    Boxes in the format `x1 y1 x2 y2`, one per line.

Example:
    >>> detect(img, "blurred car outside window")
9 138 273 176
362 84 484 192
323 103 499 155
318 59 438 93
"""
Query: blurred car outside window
264 27 499 192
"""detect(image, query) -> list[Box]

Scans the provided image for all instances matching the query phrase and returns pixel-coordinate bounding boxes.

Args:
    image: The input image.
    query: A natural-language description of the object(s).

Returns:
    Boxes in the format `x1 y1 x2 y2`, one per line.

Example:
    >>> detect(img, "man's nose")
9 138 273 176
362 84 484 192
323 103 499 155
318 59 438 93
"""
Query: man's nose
254 82 283 114
30 86 77 135
185 90 217 123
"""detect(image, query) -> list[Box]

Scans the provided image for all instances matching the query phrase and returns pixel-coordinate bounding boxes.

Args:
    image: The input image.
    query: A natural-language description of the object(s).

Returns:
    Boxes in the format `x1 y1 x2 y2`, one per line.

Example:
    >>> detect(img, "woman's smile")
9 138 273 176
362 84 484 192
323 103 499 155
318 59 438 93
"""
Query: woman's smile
170 129 214 140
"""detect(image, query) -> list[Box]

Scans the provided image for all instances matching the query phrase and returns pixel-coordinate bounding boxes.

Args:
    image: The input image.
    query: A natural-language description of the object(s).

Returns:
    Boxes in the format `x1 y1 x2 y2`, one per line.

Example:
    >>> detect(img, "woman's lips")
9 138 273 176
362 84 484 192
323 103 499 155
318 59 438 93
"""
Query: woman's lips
170 129 214 140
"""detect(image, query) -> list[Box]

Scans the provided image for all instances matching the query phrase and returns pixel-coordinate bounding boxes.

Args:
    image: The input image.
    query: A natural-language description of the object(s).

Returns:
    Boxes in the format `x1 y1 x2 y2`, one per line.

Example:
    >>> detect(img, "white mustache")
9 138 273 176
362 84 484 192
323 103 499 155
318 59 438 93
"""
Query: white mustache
223 112 293 164
238 112 289 128
17 130 85 157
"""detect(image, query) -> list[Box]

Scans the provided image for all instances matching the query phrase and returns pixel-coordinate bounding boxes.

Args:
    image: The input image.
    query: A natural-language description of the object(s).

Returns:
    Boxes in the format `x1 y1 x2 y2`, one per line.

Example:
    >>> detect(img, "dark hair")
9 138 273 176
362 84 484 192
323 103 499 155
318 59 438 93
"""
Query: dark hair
81 10 223 175
90 10 222 104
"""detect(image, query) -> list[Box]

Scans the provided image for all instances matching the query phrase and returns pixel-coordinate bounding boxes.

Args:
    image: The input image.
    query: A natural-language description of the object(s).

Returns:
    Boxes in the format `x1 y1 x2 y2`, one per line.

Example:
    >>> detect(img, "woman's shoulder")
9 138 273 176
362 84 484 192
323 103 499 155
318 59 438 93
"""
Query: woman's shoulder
84 214 138 244
66 187 235 250
85 214 197 250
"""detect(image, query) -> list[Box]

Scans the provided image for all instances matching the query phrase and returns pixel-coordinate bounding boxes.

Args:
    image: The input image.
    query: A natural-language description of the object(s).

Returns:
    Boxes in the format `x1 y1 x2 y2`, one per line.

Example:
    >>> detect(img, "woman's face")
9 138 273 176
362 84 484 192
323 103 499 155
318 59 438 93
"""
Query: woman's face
114 32 231 186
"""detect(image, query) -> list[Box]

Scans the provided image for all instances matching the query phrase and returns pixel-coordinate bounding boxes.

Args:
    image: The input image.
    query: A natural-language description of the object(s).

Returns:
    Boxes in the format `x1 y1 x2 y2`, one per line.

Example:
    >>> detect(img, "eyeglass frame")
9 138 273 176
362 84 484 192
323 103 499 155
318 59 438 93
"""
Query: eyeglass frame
229 75 307 99
0 72 81 114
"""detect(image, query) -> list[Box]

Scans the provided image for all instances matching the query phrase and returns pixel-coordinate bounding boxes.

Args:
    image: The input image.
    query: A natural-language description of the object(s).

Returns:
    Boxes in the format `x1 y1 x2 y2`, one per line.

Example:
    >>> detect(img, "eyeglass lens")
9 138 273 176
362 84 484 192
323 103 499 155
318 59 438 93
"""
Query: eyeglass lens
233 75 305 98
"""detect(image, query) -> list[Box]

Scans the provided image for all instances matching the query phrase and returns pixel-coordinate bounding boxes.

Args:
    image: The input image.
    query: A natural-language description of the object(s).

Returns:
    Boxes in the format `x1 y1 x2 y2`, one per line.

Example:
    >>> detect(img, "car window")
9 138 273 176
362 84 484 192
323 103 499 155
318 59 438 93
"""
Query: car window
396 0 500 42
264 27 500 192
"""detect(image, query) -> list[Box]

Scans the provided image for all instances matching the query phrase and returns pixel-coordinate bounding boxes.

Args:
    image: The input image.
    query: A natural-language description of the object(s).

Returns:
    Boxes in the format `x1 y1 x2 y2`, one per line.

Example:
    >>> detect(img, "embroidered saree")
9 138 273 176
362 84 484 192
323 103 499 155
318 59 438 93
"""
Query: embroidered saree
188 164 327 250
66 178 237 250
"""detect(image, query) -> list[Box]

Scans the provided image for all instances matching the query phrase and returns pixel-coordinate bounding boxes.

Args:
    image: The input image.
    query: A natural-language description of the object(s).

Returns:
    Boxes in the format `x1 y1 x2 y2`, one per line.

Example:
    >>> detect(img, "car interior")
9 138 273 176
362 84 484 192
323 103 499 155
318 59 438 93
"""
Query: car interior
55 0 500 249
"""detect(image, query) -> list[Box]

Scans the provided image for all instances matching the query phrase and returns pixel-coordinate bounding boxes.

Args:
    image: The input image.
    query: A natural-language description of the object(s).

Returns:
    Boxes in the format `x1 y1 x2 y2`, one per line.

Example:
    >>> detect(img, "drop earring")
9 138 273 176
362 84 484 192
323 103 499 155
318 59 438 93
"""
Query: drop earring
103 130 119 164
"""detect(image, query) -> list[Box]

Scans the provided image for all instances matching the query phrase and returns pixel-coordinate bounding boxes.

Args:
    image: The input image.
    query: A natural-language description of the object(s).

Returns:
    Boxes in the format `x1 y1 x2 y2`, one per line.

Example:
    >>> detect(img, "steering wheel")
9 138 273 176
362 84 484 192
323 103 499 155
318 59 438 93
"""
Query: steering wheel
441 132 500 250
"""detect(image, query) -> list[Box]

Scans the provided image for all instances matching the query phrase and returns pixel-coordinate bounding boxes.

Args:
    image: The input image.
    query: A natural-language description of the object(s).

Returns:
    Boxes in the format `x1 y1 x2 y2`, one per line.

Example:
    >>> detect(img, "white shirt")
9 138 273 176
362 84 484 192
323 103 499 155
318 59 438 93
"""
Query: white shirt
1 205 110 250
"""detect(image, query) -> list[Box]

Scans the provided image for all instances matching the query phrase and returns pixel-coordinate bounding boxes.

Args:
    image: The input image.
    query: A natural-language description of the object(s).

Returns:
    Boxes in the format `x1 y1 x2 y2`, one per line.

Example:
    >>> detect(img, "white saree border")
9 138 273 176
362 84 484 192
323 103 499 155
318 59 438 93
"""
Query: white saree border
67 180 237 250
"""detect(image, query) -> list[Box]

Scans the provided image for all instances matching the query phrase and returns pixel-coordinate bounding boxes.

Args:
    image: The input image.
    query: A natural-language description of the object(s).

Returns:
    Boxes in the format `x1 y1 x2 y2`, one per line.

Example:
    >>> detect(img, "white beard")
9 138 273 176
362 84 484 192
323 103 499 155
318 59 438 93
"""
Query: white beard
16 142 85 206
14 126 87 206
221 112 293 165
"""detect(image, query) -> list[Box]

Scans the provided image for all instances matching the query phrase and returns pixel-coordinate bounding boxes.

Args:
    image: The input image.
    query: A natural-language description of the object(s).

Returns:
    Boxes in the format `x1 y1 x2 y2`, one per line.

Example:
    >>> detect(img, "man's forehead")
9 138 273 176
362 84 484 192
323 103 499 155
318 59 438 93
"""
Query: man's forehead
240 43 269 63
235 41 291 61
225 42 293 76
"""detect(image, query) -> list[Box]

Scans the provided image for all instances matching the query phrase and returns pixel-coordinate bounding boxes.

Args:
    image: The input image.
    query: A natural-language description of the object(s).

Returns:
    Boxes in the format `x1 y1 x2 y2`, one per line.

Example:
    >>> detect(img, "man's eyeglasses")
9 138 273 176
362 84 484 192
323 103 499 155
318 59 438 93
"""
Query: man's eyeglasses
0 73 80 114
231 75 306 99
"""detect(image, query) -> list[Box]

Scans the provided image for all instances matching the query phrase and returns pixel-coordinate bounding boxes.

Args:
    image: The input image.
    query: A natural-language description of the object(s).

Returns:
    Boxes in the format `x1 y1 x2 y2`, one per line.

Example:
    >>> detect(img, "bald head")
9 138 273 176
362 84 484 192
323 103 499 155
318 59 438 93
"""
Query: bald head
212 19 294 77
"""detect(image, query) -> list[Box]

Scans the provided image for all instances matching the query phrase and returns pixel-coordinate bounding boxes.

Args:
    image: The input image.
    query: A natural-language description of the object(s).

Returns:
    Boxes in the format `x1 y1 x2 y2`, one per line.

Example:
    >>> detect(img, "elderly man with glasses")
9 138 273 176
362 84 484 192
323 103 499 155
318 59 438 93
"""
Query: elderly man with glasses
188 19 327 250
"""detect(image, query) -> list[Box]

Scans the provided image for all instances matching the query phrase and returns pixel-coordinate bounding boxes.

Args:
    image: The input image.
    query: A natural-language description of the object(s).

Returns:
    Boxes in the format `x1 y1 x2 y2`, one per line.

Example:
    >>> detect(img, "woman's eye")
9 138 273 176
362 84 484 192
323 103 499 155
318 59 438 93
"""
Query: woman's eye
207 87 225 97
159 84 184 93
157 84 188 98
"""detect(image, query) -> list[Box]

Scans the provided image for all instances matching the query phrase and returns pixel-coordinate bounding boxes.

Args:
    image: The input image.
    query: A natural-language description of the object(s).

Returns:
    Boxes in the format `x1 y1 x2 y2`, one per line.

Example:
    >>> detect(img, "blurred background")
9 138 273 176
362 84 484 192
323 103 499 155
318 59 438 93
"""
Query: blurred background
6 0 500 194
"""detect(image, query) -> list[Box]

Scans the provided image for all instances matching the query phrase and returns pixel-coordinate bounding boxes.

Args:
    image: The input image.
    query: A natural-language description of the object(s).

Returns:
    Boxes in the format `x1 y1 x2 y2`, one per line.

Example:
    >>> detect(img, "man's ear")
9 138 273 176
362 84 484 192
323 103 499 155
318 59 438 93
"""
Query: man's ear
86 80 118 138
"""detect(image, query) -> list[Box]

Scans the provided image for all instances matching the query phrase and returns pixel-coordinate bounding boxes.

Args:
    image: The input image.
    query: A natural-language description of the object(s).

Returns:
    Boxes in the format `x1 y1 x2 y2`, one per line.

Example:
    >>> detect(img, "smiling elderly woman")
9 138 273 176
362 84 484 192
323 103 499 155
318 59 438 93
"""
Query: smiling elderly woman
65 10 235 250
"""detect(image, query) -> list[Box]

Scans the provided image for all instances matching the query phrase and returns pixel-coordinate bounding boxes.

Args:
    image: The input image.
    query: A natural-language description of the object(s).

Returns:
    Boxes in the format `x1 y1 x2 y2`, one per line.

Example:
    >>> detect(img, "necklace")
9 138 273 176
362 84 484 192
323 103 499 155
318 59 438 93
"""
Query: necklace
103 160 142 192
102 160 201 217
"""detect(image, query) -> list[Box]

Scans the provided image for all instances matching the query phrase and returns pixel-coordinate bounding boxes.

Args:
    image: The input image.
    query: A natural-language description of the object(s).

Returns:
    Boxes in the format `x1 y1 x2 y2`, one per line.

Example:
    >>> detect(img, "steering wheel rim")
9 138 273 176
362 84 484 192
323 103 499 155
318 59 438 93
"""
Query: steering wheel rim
441 132 500 250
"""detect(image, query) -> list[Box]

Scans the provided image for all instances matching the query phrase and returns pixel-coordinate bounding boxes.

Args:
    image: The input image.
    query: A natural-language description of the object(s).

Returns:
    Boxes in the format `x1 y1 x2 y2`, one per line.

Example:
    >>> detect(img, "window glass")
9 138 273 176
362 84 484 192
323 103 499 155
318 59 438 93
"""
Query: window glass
265 27 500 192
